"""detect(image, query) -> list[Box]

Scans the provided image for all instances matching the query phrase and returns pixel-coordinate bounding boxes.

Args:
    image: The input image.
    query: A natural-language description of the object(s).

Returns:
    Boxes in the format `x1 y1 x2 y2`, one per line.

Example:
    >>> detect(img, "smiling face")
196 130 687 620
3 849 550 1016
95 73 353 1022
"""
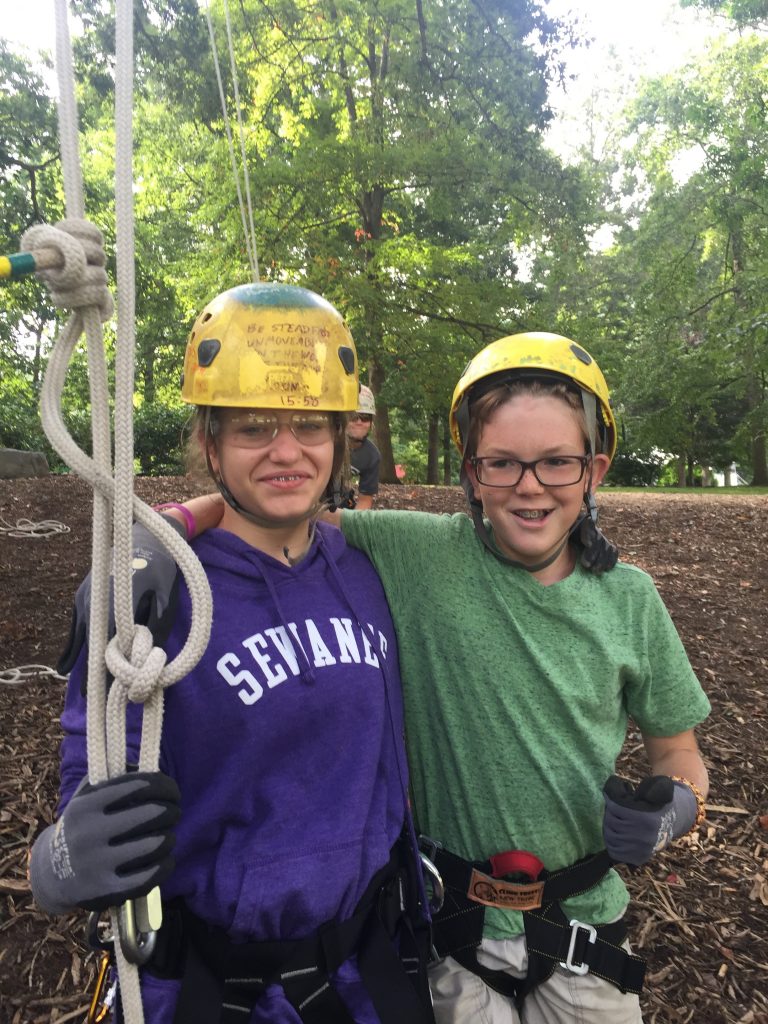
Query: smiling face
346 413 373 444
466 390 610 581
207 408 337 530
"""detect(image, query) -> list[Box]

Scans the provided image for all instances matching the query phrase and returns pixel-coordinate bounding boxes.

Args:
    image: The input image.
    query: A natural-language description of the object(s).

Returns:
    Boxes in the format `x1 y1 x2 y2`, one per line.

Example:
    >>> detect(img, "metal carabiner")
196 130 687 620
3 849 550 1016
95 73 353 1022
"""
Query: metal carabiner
419 851 445 915
117 887 162 965
87 951 116 1024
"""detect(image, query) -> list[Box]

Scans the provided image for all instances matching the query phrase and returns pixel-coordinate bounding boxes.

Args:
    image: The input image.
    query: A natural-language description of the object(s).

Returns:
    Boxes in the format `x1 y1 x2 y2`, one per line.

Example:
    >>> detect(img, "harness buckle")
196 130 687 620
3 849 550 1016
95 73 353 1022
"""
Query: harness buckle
559 919 597 976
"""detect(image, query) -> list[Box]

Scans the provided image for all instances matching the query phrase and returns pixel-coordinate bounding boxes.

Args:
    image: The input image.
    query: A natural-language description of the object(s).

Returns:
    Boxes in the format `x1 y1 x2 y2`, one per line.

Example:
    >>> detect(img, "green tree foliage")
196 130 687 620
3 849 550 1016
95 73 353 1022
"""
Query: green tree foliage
61 0 591 479
679 0 768 29
616 36 768 482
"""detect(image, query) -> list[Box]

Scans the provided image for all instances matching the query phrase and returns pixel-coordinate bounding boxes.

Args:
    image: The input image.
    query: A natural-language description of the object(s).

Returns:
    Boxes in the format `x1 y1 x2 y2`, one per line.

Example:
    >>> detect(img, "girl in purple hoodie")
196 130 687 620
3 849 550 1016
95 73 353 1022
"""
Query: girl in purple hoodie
29 284 433 1024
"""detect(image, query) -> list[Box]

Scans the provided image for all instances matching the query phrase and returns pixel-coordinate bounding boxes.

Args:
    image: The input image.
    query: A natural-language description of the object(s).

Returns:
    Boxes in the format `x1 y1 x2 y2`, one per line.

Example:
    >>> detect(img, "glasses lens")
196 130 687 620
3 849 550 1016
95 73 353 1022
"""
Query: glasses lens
290 413 334 445
351 413 373 423
218 412 333 448
535 456 586 485
219 412 278 448
475 456 585 487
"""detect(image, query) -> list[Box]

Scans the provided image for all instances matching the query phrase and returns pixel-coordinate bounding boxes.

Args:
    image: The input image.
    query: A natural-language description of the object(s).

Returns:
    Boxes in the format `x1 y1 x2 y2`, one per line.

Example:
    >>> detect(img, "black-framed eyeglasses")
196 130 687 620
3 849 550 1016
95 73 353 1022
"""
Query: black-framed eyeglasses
470 454 590 488
349 413 373 423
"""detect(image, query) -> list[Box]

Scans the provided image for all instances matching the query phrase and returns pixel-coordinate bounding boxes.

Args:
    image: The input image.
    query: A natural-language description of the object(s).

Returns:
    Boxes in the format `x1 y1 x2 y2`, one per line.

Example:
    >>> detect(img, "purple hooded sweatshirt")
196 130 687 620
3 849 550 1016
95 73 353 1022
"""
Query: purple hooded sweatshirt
59 522 409 1023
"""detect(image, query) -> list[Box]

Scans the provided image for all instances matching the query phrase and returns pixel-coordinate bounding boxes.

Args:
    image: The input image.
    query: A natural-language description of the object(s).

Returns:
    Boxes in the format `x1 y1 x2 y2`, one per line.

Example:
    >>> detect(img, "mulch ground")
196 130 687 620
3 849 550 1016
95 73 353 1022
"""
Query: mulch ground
1 476 766 1024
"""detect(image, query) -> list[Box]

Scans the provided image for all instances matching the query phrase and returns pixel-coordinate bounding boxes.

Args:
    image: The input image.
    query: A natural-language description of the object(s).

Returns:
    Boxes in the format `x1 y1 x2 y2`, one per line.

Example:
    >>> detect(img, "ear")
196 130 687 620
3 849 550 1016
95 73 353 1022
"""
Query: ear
587 453 611 492
465 458 482 502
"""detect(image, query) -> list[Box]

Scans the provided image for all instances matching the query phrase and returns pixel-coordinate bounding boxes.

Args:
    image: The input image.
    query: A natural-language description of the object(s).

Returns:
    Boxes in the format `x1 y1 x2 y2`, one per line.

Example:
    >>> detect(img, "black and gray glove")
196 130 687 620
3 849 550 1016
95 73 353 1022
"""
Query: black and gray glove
602 774 698 867
29 771 181 914
58 518 185 675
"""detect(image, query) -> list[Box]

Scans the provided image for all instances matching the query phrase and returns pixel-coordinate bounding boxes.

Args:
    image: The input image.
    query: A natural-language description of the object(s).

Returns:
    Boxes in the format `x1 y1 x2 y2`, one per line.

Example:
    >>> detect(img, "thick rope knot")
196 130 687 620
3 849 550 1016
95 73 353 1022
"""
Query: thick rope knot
105 625 168 705
20 219 114 321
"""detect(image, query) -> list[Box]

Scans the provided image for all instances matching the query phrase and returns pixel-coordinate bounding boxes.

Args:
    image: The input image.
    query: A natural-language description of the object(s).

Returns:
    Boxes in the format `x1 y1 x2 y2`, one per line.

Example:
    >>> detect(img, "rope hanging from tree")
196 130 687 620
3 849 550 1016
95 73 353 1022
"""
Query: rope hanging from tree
11 2 213 1021
204 0 261 282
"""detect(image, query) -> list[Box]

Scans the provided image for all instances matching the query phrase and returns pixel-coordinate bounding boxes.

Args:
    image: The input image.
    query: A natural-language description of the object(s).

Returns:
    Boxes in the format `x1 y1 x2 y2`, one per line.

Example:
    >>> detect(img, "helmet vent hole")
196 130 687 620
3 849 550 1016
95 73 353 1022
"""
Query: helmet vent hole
197 338 221 367
338 346 356 375
201 312 213 324
570 344 592 365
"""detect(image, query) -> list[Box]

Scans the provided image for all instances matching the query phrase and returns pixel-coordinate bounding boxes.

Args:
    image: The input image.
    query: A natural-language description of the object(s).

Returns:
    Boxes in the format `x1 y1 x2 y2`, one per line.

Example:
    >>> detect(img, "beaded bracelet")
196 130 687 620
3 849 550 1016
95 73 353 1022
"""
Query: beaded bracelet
153 502 196 540
671 776 707 833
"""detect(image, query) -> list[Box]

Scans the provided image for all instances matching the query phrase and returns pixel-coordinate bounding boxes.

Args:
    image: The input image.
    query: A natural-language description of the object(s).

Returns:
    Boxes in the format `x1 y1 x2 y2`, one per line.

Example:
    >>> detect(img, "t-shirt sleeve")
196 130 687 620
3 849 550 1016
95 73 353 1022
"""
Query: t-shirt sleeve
622 573 711 736
340 509 442 583
357 446 380 495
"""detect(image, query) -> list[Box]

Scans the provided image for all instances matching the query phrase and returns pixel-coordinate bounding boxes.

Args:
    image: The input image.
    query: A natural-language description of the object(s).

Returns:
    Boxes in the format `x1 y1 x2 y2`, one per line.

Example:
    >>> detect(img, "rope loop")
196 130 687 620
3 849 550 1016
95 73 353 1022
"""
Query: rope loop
20 219 114 321
105 626 169 704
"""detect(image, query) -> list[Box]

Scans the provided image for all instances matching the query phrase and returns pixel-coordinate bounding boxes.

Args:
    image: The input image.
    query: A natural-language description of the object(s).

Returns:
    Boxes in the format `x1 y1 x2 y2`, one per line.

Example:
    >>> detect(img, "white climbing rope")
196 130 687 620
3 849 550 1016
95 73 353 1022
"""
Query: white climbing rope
0 664 68 685
204 0 260 281
18 3 213 1021
0 516 70 538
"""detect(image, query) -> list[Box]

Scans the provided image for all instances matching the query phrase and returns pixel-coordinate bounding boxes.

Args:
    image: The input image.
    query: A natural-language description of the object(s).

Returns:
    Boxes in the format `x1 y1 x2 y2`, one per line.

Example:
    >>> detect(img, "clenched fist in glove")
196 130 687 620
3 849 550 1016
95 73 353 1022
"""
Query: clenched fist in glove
602 775 699 867
58 517 186 675
29 771 181 914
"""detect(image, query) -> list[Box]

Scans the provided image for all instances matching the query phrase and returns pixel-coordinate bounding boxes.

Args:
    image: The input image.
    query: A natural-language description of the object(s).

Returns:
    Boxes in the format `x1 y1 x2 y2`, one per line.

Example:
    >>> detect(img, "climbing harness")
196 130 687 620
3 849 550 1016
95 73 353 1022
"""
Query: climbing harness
135 836 435 1024
0 516 70 538
420 838 645 1007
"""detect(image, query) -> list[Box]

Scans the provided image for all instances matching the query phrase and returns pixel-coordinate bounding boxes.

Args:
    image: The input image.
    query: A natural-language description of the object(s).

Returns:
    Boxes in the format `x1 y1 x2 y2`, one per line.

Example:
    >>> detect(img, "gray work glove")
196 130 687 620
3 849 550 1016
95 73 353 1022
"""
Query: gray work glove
58 518 185 675
602 775 698 867
29 771 181 914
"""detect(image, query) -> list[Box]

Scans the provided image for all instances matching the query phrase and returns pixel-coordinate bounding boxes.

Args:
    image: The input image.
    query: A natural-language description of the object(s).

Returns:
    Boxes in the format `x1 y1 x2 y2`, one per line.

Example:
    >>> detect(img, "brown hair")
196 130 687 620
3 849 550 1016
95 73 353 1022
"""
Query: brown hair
466 378 601 459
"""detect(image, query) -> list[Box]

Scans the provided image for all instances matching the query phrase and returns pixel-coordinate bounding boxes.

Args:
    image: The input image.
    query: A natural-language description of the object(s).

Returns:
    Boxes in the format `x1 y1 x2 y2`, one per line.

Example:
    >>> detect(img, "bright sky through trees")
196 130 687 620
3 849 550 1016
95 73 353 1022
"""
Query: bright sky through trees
543 0 722 158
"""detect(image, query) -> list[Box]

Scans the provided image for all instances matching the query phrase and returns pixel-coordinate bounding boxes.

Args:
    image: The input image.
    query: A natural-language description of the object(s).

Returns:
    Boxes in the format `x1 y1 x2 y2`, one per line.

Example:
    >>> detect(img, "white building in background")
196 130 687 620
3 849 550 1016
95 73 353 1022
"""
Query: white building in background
712 463 748 487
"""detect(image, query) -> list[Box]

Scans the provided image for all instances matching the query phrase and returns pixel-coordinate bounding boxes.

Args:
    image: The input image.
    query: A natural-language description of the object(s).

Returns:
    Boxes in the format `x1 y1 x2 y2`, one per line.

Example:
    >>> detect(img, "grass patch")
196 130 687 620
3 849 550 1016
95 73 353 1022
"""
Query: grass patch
602 485 768 495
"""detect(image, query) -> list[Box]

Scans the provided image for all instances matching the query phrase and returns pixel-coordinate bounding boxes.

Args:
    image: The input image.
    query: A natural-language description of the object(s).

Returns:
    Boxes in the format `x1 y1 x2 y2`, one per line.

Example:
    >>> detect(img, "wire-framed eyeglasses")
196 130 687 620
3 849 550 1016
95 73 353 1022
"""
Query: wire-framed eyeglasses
214 411 335 449
470 454 590 488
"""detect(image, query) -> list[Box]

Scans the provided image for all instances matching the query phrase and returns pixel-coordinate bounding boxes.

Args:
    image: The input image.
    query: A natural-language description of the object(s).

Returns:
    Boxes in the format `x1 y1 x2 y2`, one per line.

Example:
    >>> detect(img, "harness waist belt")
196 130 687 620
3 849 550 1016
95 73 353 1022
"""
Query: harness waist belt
422 841 645 1007
147 840 435 1024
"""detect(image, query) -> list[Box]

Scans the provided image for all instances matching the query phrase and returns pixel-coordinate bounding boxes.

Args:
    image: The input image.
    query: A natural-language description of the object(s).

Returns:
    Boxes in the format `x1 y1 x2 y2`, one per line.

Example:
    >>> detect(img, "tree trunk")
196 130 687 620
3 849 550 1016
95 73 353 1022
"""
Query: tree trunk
427 414 439 484
676 454 686 487
443 418 453 486
752 429 768 485
370 356 399 484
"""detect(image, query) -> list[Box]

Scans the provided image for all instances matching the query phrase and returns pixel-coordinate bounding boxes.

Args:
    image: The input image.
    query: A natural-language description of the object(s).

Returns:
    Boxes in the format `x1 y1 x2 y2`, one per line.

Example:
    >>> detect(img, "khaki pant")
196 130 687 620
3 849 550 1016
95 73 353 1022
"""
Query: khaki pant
429 936 644 1024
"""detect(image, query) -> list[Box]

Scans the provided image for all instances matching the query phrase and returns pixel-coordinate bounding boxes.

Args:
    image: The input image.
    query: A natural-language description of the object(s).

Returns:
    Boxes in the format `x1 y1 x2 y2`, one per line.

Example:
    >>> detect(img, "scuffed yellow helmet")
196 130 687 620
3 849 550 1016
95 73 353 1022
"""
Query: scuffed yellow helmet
181 283 358 411
449 332 616 460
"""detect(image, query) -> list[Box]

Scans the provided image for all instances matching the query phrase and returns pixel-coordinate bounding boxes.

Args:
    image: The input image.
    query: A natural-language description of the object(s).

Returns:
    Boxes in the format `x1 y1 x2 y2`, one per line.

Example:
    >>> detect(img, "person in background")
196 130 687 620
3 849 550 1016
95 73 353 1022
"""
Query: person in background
29 283 434 1024
348 384 381 510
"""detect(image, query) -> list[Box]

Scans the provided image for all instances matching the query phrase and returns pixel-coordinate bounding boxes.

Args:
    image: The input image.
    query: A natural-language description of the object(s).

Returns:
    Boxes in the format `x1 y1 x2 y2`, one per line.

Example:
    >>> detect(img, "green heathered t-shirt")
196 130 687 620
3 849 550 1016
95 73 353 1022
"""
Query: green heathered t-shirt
340 509 711 939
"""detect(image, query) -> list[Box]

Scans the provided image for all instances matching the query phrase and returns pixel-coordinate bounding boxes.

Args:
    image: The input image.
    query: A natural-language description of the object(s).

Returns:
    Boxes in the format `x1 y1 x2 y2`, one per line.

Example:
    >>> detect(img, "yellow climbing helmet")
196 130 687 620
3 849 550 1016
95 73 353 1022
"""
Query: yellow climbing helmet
449 332 617 460
181 283 358 411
